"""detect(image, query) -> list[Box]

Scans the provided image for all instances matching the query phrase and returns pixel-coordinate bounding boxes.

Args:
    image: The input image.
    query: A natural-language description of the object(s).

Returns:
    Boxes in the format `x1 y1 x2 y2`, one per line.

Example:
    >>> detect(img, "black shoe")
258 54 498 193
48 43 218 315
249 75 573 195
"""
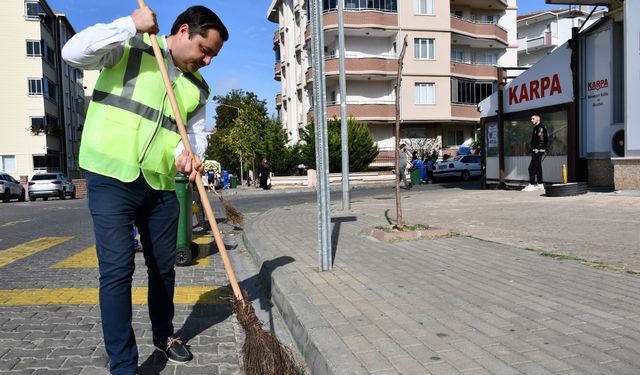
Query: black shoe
153 336 192 364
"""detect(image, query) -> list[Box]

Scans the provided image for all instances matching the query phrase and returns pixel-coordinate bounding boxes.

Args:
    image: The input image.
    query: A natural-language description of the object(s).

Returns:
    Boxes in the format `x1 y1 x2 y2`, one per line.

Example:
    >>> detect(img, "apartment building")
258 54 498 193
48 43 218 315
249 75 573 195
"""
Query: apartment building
517 6 604 67
1 0 86 181
268 0 517 166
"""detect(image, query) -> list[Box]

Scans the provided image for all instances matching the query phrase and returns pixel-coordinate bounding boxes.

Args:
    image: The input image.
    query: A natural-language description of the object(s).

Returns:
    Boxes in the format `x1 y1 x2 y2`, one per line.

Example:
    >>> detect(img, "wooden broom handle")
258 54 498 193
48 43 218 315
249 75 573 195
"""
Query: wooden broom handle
136 0 243 302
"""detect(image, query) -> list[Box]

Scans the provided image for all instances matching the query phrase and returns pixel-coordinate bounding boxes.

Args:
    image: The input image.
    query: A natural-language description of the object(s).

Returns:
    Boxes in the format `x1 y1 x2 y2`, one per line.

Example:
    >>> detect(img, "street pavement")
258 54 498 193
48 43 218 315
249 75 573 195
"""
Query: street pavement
0 197 298 375
1 184 640 374
242 185 640 374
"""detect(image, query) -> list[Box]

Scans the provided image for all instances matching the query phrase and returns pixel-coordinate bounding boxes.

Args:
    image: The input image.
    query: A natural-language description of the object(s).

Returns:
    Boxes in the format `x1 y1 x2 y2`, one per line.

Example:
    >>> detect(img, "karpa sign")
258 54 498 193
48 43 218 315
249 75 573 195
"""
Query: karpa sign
503 43 574 113
508 73 563 106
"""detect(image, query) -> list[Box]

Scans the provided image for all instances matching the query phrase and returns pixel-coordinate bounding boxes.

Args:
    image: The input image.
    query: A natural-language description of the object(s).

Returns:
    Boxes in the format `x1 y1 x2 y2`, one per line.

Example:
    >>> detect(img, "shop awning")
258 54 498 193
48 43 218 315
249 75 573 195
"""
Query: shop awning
478 42 574 118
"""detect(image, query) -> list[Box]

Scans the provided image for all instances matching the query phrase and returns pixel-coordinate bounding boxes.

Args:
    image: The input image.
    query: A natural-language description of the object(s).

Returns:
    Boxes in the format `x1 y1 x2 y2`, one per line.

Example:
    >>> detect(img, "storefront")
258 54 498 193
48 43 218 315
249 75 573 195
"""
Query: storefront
479 43 575 185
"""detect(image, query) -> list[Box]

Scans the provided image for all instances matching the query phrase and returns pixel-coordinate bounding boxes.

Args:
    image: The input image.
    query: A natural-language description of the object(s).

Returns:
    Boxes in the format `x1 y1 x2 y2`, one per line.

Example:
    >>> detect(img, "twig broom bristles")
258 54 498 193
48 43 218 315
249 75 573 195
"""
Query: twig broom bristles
136 1 296 373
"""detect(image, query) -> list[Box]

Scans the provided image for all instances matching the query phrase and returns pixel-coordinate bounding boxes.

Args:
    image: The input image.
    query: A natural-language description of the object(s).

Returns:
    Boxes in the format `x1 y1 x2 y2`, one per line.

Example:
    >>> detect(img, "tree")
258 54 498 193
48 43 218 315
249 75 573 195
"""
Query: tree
205 90 301 177
300 117 378 172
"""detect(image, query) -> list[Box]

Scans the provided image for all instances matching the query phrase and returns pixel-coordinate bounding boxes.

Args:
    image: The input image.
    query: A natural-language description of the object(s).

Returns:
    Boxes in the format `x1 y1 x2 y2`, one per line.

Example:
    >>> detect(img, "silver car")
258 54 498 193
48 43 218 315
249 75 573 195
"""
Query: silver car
0 173 26 203
433 155 482 181
28 173 76 201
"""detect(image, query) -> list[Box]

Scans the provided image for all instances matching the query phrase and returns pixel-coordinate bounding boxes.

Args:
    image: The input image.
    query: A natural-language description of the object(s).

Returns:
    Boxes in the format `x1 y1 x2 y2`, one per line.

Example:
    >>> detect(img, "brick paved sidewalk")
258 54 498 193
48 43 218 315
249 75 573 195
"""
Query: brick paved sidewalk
244 192 640 375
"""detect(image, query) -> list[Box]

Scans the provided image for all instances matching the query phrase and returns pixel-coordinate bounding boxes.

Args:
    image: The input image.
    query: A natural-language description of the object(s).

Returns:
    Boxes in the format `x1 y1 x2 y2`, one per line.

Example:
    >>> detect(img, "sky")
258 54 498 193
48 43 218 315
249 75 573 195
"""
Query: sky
47 0 569 129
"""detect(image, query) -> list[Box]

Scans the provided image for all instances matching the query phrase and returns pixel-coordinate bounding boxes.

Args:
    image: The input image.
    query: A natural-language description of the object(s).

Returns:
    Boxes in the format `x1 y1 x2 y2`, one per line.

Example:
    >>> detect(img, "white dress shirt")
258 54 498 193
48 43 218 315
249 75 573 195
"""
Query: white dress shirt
61 16 208 160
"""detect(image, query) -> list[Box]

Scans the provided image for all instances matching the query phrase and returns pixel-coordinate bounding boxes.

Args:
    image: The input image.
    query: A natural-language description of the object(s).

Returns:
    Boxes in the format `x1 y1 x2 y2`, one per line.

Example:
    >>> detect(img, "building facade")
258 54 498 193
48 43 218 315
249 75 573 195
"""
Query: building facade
267 0 517 166
517 6 604 67
1 0 86 182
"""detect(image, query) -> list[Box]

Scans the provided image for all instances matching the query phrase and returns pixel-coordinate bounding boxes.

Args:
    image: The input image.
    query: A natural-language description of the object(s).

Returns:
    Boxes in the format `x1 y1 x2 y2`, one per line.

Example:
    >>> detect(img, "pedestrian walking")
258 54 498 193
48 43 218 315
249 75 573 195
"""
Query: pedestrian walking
523 113 548 192
62 5 228 374
258 157 271 190
397 143 411 189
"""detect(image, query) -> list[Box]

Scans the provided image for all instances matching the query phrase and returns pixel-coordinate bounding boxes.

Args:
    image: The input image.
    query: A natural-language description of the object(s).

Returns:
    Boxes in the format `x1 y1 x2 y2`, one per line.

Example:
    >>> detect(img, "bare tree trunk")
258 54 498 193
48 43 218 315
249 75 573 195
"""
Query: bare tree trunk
395 35 408 230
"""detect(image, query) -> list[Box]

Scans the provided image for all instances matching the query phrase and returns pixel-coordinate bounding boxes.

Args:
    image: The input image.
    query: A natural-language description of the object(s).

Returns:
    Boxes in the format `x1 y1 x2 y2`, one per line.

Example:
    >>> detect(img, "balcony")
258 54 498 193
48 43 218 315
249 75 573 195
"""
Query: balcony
305 10 398 39
447 0 508 9
273 30 279 45
450 61 498 79
274 61 281 81
308 101 396 122
517 32 556 53
306 55 397 83
450 16 508 46
275 93 282 108
451 104 480 120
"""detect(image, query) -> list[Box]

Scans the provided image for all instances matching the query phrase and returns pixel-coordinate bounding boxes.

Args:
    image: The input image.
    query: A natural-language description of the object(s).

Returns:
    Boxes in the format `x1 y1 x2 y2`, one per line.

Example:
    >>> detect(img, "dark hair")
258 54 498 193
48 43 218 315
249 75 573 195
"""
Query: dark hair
171 5 229 42
531 113 541 118
400 143 406 148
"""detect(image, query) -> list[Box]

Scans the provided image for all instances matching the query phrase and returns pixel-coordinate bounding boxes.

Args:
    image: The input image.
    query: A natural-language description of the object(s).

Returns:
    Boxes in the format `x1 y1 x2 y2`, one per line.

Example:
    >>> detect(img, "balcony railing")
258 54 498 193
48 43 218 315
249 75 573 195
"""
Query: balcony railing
273 30 279 45
305 10 399 39
451 103 480 119
450 60 498 79
450 16 508 45
308 101 396 121
517 32 556 53
275 93 283 107
274 62 282 81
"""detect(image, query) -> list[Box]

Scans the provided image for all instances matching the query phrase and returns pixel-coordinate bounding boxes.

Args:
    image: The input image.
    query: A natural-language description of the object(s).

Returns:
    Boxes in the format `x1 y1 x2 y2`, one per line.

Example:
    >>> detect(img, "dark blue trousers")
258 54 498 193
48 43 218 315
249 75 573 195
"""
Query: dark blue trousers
86 172 179 375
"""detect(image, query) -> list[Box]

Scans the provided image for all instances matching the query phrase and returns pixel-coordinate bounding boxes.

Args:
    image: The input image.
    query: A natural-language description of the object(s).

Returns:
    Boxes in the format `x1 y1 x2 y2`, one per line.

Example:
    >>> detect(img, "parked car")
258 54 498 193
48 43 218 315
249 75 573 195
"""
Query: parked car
0 173 26 203
28 173 76 201
433 155 481 181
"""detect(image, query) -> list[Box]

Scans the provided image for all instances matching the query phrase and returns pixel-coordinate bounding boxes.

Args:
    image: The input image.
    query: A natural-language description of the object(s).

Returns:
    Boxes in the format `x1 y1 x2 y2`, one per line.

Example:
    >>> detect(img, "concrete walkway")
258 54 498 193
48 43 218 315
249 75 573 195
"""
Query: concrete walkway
243 187 640 374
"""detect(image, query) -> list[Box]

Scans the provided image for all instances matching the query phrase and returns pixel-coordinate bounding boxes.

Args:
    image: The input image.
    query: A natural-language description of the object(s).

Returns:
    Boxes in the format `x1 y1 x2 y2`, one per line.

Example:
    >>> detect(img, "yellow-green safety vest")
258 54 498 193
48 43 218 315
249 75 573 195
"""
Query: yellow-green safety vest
80 34 210 190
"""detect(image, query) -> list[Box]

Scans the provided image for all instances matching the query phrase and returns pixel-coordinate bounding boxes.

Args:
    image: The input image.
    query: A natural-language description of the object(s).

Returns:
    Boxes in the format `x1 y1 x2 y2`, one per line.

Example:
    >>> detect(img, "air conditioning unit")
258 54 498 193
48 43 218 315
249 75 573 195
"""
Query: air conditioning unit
610 123 625 157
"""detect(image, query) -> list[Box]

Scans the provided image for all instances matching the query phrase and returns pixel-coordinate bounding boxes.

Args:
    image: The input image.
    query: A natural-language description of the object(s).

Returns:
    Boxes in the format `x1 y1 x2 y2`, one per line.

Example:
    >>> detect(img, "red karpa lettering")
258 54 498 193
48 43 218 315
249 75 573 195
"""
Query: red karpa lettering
587 79 608 91
508 73 563 105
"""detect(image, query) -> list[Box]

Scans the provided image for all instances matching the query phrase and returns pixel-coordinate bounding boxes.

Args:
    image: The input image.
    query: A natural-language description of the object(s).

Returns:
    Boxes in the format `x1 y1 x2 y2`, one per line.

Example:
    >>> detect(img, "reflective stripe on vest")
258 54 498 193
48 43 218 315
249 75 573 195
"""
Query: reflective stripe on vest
80 34 210 190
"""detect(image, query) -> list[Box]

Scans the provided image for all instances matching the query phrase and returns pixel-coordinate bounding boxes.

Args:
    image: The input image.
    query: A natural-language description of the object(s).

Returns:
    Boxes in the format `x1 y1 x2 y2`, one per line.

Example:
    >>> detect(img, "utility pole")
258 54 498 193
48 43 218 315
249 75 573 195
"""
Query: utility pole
338 0 350 211
310 0 332 271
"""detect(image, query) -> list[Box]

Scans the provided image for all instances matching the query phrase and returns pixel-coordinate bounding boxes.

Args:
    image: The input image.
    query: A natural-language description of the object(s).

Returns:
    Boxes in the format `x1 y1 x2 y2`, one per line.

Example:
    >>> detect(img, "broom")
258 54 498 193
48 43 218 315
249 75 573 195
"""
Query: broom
136 1 296 373
211 186 244 224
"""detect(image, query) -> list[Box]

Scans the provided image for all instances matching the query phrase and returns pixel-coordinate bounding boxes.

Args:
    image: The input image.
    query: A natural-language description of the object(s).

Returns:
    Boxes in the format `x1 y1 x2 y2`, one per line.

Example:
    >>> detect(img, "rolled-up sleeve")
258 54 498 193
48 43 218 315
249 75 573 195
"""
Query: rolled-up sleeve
62 16 136 70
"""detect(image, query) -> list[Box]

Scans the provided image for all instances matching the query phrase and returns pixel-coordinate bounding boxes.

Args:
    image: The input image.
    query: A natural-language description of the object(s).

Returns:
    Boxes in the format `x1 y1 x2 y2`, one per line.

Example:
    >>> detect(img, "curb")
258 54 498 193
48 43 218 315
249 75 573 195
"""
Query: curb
243 210 369 375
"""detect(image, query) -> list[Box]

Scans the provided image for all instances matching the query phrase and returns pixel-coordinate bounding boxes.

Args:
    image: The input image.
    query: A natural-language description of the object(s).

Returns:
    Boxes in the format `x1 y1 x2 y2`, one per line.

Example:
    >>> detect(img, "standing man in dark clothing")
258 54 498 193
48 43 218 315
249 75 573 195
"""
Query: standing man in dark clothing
523 114 548 191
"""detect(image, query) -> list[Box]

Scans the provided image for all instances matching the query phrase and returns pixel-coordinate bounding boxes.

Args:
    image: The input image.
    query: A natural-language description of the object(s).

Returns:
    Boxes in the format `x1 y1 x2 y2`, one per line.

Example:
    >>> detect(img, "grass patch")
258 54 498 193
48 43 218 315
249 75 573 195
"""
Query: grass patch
539 251 640 275
375 224 429 232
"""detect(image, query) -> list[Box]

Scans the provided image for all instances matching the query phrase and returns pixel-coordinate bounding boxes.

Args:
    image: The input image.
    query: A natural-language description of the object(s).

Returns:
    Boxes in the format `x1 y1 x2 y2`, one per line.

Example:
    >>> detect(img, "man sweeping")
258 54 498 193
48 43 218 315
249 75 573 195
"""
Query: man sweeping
62 5 228 374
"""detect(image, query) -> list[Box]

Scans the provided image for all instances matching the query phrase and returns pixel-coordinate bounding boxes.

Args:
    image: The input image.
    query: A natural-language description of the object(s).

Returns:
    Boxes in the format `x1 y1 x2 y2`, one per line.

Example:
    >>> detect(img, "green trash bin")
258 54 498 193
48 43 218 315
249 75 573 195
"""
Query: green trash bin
230 175 238 189
410 168 421 186
174 174 199 266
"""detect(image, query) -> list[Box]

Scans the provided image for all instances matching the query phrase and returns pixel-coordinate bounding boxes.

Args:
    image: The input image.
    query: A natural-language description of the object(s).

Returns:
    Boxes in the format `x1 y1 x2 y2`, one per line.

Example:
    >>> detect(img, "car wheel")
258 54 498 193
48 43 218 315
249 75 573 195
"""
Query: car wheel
29 195 36 202
71 189 76 199
60 189 66 200
2 189 9 203
43 197 48 201
461 170 470 181
19 190 26 202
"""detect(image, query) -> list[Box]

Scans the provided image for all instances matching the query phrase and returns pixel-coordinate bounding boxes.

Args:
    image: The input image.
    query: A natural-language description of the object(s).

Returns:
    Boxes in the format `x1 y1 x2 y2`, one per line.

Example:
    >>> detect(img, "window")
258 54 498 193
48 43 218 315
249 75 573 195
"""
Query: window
1 155 17 173
25 1 42 19
473 53 497 65
451 10 463 19
451 78 494 105
43 43 55 67
414 38 435 59
481 15 496 24
413 0 434 15
447 130 464 146
28 78 43 95
26 40 41 57
75 69 84 85
31 116 45 132
451 49 464 62
33 153 61 170
44 78 57 102
415 83 435 104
